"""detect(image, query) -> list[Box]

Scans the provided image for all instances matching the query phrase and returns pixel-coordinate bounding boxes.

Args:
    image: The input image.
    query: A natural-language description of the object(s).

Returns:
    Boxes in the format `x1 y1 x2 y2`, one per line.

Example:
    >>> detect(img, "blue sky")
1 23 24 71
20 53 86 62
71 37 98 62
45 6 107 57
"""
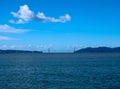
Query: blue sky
0 0 120 52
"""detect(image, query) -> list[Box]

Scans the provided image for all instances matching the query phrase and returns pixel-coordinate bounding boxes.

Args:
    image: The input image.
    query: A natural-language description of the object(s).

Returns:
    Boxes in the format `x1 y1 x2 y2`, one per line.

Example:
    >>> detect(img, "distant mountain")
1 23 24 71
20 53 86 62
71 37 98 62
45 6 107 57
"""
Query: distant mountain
0 50 43 53
74 47 120 53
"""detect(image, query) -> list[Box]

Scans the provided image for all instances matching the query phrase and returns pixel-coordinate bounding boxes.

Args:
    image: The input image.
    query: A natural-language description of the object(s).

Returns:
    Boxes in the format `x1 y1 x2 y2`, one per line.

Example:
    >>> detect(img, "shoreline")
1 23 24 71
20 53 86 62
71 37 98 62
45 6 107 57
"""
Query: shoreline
0 52 120 59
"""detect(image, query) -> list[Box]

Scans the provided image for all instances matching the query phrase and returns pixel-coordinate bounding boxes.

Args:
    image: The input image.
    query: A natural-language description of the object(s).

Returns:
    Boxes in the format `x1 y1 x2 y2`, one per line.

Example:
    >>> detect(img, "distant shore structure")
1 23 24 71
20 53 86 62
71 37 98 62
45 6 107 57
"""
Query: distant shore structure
73 47 76 52
48 48 51 53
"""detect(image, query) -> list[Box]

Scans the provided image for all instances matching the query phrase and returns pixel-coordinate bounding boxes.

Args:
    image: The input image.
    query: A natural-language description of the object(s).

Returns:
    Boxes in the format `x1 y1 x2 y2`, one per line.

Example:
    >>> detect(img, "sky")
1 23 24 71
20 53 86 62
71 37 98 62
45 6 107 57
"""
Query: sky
0 0 120 52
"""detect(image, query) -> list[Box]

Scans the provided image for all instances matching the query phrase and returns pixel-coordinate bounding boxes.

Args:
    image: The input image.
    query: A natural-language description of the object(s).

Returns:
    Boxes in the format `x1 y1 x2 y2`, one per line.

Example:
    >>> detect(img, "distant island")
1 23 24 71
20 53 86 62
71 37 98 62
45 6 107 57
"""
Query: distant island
0 50 43 54
74 47 120 53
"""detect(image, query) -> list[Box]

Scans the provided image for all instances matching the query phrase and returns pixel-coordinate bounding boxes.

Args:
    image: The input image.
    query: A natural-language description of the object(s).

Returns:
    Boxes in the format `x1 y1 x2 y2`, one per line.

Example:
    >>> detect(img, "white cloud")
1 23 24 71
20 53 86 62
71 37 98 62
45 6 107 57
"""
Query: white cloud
0 24 29 33
0 36 13 40
9 19 25 24
10 5 34 24
36 12 71 23
10 5 71 24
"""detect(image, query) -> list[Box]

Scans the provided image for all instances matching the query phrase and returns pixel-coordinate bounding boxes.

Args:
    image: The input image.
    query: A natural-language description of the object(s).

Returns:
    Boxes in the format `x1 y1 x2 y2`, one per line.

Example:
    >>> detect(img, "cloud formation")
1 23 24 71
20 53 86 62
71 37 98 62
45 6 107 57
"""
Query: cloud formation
37 12 71 23
0 24 29 33
10 5 71 24
10 5 34 24
0 36 13 40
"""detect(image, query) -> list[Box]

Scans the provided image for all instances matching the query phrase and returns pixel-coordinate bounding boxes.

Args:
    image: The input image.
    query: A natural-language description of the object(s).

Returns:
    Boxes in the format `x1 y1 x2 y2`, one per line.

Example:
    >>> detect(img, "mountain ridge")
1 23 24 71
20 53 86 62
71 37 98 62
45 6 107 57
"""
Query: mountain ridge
74 47 120 53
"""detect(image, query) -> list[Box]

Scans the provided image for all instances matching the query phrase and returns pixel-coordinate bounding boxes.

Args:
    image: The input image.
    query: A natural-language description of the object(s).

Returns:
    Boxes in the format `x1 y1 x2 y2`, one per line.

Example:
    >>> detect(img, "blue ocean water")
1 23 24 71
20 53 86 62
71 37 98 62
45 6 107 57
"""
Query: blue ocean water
0 53 120 89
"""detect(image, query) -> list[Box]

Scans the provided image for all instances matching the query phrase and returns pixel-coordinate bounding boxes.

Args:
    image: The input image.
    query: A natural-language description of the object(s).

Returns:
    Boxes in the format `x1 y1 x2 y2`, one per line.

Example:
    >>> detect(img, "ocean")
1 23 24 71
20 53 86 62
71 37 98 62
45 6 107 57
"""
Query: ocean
0 53 120 89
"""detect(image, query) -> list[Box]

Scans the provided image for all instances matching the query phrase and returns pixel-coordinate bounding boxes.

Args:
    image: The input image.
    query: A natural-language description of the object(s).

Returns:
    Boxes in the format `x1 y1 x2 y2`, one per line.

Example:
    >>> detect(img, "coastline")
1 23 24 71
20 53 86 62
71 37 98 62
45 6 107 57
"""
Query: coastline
0 52 120 59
